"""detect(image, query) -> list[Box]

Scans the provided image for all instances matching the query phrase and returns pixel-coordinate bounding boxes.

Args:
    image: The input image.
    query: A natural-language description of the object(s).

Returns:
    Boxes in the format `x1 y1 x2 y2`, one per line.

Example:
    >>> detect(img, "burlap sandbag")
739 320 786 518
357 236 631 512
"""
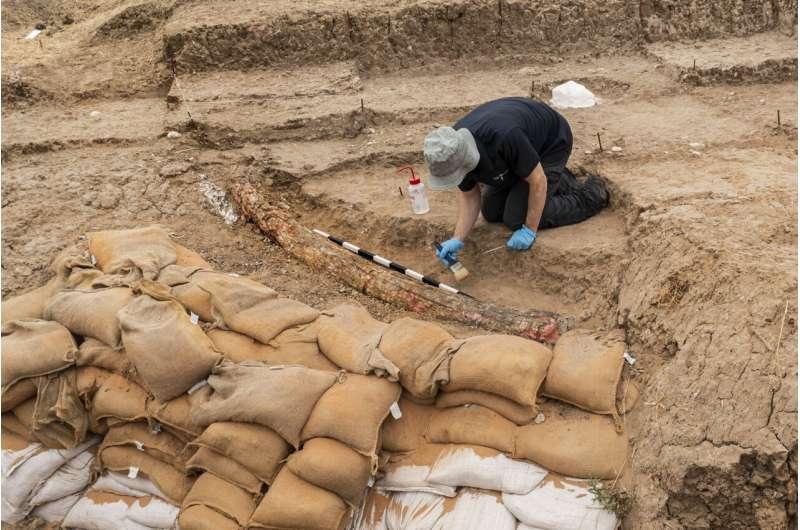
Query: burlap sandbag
617 378 640 414
31 368 89 448
118 295 221 402
147 394 204 442
443 334 552 407
1 246 96 325
13 398 77 449
181 472 255 526
513 406 628 479
287 438 371 507
75 338 134 376
378 318 456 402
425 405 516 454
100 422 186 469
44 287 134 347
98 445 195 503
381 398 435 453
543 329 625 426
3 411 37 441
174 243 212 269
75 366 113 401
249 467 348 530
91 373 149 428
2 379 36 413
165 269 269 323
201 275 320 344
315 305 399 379
88 225 177 283
179 504 239 530
1 429 31 450
207 327 338 371
436 390 537 426
301 373 401 457
185 446 263 494
1 319 77 389
189 422 289 484
192 362 338 448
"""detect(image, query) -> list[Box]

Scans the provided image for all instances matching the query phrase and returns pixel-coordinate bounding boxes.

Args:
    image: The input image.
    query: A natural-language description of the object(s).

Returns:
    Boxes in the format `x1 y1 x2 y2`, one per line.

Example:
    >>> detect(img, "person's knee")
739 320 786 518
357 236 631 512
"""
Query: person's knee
481 200 502 223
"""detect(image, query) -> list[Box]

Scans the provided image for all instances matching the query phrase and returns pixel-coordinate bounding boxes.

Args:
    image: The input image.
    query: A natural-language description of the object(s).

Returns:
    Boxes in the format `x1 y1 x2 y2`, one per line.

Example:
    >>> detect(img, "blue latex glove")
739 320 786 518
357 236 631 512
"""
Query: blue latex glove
507 225 537 250
436 239 464 266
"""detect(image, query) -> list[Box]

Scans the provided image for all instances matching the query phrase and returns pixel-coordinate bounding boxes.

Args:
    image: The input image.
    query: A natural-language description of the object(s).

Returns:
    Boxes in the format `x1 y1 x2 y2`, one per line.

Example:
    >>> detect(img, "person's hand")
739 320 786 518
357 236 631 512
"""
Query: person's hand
507 226 537 250
436 239 464 266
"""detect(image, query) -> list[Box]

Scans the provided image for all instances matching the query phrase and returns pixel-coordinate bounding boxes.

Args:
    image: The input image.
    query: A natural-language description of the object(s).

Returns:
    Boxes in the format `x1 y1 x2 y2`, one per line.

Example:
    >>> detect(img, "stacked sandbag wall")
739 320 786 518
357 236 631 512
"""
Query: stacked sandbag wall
1 226 638 529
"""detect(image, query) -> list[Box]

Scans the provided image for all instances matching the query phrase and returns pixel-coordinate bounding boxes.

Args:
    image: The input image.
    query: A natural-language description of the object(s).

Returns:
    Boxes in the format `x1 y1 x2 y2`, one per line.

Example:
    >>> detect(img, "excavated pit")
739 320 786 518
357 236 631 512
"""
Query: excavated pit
1 0 798 528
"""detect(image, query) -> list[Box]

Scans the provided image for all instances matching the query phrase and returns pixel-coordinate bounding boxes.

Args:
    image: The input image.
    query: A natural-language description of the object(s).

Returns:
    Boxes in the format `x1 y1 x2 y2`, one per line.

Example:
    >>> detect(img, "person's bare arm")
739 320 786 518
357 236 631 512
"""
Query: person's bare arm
453 186 482 240
524 163 548 231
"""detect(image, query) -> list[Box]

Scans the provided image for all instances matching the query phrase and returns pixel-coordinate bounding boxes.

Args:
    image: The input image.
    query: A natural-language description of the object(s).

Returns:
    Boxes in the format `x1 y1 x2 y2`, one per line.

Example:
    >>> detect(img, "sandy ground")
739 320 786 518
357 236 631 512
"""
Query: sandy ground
1 0 797 528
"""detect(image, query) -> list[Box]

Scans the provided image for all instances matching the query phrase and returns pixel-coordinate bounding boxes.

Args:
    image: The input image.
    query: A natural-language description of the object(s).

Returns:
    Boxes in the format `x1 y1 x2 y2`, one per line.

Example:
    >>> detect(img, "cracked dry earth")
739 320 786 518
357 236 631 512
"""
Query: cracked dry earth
1 0 798 528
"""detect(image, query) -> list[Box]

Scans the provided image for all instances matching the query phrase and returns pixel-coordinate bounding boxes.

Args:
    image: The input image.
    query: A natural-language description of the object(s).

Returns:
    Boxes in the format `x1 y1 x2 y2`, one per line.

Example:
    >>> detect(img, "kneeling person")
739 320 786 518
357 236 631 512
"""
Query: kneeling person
423 97 608 265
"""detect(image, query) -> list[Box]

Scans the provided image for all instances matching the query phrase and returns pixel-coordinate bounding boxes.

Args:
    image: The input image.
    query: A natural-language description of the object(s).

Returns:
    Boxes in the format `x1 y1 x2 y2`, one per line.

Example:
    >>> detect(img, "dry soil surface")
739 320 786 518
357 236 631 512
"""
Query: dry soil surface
1 1 797 528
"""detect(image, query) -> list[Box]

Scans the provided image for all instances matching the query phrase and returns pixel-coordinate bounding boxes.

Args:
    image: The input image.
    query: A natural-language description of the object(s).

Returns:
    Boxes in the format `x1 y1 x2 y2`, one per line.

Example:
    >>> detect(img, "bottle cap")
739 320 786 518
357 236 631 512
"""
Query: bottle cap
398 165 421 185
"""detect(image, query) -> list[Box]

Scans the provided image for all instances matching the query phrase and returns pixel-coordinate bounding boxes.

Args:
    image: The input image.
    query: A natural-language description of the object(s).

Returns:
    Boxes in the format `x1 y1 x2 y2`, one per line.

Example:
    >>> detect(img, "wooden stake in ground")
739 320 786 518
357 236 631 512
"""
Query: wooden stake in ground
230 182 564 343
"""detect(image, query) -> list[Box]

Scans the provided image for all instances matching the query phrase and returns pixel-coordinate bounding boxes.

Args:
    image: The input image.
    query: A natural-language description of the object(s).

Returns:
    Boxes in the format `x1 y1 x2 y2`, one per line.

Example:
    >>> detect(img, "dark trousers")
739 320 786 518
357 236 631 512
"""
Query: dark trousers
480 149 608 230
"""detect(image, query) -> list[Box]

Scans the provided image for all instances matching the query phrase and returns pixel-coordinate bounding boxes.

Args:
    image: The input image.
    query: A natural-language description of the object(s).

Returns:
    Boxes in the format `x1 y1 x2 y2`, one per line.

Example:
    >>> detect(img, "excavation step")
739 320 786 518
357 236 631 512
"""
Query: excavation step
164 0 641 74
166 54 672 146
1 98 166 156
646 32 798 85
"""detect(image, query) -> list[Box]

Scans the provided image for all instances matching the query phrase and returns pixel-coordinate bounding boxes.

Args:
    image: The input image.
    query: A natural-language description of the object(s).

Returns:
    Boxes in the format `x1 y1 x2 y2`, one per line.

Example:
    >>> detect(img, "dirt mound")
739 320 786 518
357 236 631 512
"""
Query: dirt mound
94 2 174 41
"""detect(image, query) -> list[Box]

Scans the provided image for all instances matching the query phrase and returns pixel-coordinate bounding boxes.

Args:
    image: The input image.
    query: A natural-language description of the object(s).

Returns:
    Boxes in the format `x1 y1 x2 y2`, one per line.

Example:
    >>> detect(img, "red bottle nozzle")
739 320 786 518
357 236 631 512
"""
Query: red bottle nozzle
398 165 421 185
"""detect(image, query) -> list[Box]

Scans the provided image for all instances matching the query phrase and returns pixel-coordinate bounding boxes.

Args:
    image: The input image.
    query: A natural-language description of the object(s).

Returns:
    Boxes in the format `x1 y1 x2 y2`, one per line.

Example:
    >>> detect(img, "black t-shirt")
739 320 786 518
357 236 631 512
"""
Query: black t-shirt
455 97 572 192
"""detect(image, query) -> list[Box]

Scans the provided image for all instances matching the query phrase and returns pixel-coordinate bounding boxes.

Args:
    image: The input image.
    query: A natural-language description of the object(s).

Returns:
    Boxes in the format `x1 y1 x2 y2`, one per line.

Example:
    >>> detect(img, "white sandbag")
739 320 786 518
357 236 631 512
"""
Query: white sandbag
31 492 82 523
377 465 456 497
92 471 170 501
1 436 100 523
434 489 516 530
63 491 179 530
502 477 618 530
377 447 456 497
29 450 94 506
426 445 547 494
384 491 446 530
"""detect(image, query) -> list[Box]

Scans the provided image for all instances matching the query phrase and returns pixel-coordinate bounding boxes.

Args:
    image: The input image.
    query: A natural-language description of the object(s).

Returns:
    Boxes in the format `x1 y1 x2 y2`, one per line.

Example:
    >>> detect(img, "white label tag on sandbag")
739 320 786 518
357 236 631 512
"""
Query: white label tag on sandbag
90 254 97 265
128 466 139 479
229 273 240 277
389 401 402 419
187 379 208 395
367 476 375 487
190 312 199 325
134 441 144 451
624 351 637 365
150 421 162 434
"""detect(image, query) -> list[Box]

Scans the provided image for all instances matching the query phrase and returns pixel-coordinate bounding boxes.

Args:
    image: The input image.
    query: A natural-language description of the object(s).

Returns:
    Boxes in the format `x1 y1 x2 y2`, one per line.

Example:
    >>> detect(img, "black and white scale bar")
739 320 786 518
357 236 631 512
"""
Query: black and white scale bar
312 229 474 299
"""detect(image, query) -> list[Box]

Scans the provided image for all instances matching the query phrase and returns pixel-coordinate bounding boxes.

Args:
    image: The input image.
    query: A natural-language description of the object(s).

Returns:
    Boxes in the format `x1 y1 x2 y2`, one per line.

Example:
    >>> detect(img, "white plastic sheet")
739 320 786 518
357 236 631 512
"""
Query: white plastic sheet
549 81 598 109
427 445 547 494
503 478 618 530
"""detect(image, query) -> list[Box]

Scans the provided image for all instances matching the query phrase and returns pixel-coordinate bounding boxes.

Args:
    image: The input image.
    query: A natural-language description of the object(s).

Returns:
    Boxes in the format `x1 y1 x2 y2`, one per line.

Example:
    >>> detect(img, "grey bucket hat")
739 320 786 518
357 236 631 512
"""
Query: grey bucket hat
423 127 480 190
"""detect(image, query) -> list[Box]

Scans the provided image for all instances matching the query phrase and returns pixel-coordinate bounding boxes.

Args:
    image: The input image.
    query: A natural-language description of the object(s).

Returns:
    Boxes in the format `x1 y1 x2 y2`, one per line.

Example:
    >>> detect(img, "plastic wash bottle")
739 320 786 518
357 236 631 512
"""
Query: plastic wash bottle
398 165 430 214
